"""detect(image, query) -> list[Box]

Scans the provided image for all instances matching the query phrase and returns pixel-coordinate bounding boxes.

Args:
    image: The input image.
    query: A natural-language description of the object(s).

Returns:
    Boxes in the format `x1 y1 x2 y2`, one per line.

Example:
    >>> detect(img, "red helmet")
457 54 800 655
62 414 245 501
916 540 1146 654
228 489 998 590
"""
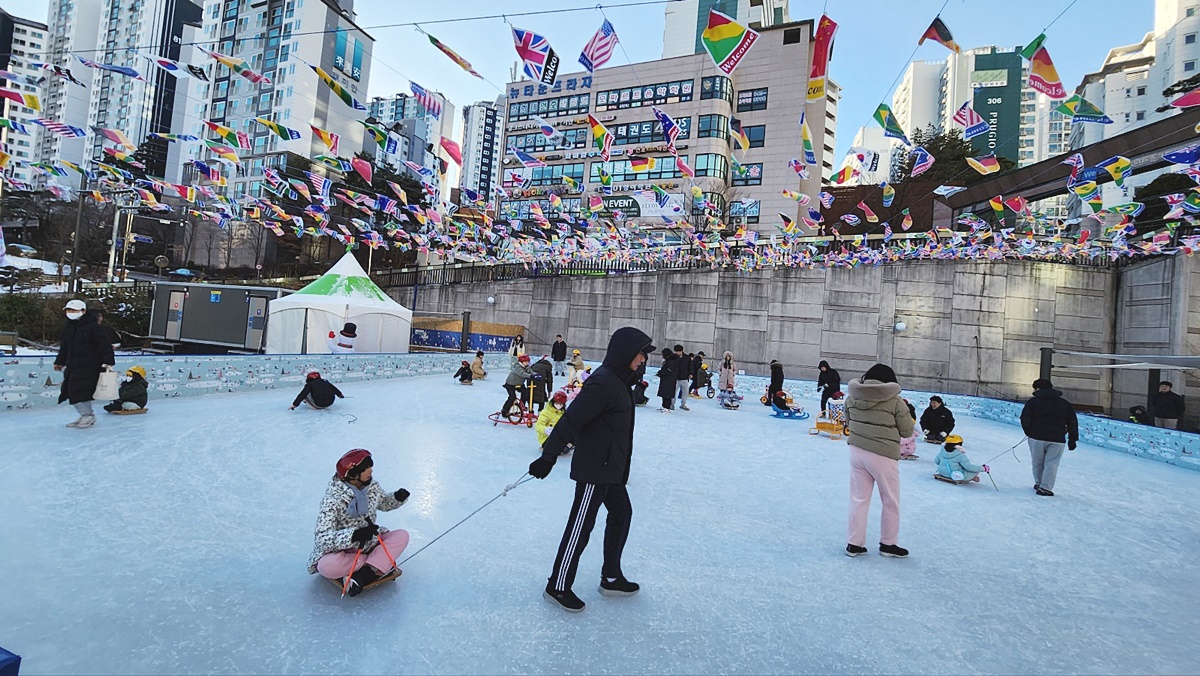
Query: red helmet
552 391 568 405
307 371 321 380
462 360 470 366
518 355 530 363
336 449 373 479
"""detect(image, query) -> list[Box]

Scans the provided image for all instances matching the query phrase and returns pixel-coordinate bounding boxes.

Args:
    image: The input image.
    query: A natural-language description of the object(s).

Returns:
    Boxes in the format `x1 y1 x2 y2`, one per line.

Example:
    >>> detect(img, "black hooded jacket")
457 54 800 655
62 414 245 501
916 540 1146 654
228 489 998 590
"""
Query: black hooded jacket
1020 388 1079 444
55 310 115 404
769 362 784 394
293 378 344 408
540 327 653 485
817 360 841 392
551 340 568 362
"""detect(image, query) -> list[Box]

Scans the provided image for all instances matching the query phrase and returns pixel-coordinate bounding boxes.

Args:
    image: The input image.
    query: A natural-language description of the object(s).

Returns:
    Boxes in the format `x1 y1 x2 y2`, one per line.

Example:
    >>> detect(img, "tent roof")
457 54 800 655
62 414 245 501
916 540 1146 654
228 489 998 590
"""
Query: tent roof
268 252 411 316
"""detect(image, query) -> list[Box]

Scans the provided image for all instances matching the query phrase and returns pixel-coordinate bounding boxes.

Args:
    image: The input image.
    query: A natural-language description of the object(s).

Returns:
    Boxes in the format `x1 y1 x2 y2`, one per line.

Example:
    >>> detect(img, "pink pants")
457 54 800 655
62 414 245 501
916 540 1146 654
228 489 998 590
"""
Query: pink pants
316 529 410 579
847 445 900 547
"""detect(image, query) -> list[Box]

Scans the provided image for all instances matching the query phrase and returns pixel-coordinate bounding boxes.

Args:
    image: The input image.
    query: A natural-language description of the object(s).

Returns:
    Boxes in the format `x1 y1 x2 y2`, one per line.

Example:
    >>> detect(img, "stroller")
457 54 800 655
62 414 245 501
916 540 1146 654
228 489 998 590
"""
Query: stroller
693 367 716 398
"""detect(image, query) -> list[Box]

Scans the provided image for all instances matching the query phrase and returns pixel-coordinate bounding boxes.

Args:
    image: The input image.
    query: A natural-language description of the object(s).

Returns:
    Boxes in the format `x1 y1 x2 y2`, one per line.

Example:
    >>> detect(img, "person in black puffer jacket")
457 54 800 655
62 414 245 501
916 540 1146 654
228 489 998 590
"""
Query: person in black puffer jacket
816 360 841 416
529 326 654 613
291 371 345 410
551 335 568 376
766 360 784 406
1152 381 1185 429
920 396 956 442
1019 379 1079 496
655 348 678 410
55 301 116 428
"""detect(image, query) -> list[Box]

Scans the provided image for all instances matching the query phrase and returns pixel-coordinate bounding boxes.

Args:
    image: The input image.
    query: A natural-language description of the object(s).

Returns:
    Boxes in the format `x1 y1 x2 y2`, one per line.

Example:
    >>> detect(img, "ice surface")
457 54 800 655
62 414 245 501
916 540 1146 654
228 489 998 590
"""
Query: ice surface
2 373 1198 675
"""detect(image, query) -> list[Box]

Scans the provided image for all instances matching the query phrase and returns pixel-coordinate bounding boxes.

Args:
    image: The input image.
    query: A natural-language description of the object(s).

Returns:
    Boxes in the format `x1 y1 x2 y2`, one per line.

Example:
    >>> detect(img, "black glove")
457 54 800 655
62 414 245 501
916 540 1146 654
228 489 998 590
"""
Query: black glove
1068 440 1077 451
529 456 555 479
350 523 379 546
394 488 410 504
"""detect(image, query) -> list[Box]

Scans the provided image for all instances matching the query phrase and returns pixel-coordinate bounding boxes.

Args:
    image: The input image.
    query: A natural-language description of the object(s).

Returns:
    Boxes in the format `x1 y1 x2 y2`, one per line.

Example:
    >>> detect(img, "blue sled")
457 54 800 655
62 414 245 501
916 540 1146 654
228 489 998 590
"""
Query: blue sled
771 403 810 420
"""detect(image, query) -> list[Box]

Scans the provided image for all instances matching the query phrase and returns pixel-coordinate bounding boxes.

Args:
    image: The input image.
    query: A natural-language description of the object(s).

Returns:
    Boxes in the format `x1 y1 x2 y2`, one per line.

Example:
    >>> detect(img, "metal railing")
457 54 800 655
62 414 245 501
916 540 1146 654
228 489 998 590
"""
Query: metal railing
372 258 697 288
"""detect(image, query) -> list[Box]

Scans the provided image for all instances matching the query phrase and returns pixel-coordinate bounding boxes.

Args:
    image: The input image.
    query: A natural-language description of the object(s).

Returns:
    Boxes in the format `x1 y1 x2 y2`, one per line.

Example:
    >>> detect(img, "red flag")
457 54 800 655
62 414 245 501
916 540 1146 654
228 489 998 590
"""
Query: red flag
439 138 463 166
350 157 373 184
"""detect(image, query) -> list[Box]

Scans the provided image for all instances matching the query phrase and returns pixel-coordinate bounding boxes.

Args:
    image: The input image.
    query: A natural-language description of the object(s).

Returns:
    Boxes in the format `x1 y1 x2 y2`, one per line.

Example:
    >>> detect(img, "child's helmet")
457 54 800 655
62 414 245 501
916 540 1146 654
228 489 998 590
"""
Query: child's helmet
462 360 470 366
307 371 321 380
518 354 530 363
573 349 581 355
336 449 373 479
702 363 708 370
126 366 147 379
552 391 568 405
944 434 964 445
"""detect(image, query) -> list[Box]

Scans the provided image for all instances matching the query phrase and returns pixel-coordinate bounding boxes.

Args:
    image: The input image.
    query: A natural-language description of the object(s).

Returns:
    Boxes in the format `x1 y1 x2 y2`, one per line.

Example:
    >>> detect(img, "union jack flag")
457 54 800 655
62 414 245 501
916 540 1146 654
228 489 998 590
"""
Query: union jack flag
32 119 87 137
410 82 441 120
579 20 618 73
651 106 679 156
512 27 560 85
1061 153 1084 183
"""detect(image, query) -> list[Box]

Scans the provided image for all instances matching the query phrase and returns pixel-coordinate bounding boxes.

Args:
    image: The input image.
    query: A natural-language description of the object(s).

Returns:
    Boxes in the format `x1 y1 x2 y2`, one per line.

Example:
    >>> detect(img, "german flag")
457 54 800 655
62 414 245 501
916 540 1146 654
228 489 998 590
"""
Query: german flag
629 155 656 173
918 17 960 53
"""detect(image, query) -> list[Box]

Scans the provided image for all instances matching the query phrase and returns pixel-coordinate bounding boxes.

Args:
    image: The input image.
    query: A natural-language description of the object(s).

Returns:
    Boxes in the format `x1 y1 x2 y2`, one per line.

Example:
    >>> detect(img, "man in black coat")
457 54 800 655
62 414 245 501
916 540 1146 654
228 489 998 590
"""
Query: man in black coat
290 372 344 410
766 360 784 406
816 360 841 416
530 356 554 411
55 301 115 428
1153 380 1185 429
551 335 568 376
529 326 654 613
920 396 956 442
1020 379 1079 496
655 347 678 411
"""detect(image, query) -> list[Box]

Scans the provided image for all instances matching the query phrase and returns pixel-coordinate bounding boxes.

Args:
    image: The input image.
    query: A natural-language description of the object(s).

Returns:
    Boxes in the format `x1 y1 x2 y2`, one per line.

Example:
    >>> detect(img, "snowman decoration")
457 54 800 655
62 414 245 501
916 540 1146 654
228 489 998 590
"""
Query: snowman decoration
326 322 357 354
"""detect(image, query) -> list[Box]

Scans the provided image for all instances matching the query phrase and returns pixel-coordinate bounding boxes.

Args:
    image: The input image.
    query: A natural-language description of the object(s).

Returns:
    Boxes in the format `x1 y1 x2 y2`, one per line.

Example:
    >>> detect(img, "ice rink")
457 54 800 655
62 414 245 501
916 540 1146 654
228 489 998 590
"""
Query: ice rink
2 371 1197 674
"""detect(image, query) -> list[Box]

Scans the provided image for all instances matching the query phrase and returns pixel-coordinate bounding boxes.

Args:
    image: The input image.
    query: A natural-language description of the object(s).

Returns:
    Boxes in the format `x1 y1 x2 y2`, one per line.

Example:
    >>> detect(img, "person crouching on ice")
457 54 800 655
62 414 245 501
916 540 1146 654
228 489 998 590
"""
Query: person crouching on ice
308 449 411 596
291 371 344 410
453 360 473 384
103 366 149 412
934 435 988 483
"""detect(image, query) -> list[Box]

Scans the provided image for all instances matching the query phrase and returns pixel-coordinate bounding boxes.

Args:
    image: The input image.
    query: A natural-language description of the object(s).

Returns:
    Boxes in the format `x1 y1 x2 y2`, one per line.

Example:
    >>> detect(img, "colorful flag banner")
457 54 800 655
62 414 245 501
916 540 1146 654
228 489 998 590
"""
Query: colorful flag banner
427 34 483 79
858 201 879 223
700 9 760 75
360 121 397 153
0 87 40 111
799 111 817 165
530 114 561 139
651 106 680 155
677 156 695 179
910 146 935 177
410 82 442 119
1055 95 1113 124
32 119 87 138
200 48 269 84
588 114 613 161
350 157 373 184
1019 34 1066 99
952 101 989 140
874 104 910 145
933 185 967 198
579 19 618 73
966 153 1001 175
512 27 560 85
989 195 1006 225
74 54 143 80
309 64 364 110
0 117 29 134
918 17 960 53
832 166 858 184
1169 86 1200 109
143 54 209 81
509 145 546 168
900 208 913 231
807 15 837 102
255 117 302 141
881 182 895 208
1098 155 1132 187
819 191 834 208
31 63 86 86
91 126 134 149
730 117 749 151
440 138 463 166
310 125 340 154
629 155 656 173
204 120 250 150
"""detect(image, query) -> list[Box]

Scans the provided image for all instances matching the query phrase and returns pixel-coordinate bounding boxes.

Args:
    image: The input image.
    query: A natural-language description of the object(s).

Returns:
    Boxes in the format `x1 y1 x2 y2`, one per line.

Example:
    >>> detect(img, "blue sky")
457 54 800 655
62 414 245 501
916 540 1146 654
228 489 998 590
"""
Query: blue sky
17 0 1154 160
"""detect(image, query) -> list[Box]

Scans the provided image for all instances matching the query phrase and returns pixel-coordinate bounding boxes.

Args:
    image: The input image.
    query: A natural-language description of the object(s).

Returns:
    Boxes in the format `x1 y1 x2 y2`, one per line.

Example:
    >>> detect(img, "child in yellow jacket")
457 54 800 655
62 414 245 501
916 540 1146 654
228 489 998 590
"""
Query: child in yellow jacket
535 391 568 447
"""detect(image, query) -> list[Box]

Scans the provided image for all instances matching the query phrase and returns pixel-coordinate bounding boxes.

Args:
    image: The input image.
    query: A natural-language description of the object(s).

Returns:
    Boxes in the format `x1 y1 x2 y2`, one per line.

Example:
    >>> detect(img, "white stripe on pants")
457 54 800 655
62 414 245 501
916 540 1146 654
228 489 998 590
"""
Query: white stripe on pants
1028 439 1066 490
553 483 595 591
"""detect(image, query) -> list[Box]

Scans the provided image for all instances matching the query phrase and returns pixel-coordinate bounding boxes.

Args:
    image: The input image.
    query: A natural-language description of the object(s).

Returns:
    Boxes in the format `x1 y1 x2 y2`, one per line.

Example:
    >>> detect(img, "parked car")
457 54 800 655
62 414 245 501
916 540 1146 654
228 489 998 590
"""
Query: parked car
5 243 37 258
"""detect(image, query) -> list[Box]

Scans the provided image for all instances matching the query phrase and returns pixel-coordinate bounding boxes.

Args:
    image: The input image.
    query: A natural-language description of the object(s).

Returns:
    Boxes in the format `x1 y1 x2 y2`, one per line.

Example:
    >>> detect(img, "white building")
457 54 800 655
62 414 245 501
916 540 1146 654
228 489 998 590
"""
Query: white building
37 0 99 189
662 0 792 59
892 60 942 138
459 100 501 201
842 126 893 186
0 10 49 187
821 79 840 183
366 89 457 194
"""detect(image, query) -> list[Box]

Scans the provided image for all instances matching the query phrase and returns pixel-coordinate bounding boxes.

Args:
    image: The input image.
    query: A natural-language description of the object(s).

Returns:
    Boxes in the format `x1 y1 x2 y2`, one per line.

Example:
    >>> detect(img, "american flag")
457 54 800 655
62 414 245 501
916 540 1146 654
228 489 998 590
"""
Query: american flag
33 119 87 137
304 170 332 199
579 20 618 73
410 82 441 119
909 146 935 177
651 106 679 155
951 101 988 140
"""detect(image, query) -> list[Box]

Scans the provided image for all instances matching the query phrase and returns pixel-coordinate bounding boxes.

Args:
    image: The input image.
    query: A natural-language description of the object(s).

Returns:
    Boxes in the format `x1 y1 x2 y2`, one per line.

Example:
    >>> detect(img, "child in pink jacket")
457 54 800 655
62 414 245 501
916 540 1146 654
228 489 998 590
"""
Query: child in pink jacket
899 399 920 460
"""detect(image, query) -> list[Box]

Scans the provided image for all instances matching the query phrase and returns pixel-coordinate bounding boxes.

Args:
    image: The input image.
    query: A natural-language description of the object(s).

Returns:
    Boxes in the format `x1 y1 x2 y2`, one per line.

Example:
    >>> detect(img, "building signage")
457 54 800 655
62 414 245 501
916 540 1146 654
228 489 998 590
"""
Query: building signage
509 76 593 100
970 53 1021 164
969 69 1008 88
596 193 686 219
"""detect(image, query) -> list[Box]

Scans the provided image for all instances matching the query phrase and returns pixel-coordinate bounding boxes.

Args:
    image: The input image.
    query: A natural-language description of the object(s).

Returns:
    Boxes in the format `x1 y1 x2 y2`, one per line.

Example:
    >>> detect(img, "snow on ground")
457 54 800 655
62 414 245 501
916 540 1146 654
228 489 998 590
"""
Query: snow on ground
2 256 70 275
2 373 1198 675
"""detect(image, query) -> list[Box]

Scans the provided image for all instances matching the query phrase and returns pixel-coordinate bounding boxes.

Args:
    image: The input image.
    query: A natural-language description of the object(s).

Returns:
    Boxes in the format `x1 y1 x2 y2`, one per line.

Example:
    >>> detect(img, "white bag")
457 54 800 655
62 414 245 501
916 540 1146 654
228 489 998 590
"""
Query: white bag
93 367 119 401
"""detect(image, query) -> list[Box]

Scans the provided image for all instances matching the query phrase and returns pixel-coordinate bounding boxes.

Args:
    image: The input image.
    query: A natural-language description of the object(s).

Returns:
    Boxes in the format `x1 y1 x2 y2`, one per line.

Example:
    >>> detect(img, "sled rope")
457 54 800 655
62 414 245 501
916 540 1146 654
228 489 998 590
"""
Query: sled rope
983 437 1027 465
397 472 533 567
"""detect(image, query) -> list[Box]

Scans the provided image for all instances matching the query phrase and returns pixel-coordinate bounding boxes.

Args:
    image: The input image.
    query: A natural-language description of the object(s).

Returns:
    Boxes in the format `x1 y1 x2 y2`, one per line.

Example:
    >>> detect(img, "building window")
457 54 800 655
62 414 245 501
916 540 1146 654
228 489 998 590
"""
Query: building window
1137 86 1146 96
526 162 585 186
609 117 692 145
506 94 590 122
1187 60 1197 72
589 155 685 182
745 125 765 148
736 87 768 112
1189 7 1197 16
698 114 729 140
1188 33 1198 44
694 153 729 180
700 75 732 103
1136 110 1146 121
728 199 759 223
783 28 802 45
731 163 762 186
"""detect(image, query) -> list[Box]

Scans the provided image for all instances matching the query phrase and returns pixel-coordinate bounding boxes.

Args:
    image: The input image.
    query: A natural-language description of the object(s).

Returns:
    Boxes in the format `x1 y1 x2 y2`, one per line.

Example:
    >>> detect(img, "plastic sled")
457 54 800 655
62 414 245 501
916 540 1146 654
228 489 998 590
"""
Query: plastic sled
900 454 920 460
924 437 945 444
808 413 845 439
933 473 974 485
329 567 402 595
109 408 148 415
772 403 810 420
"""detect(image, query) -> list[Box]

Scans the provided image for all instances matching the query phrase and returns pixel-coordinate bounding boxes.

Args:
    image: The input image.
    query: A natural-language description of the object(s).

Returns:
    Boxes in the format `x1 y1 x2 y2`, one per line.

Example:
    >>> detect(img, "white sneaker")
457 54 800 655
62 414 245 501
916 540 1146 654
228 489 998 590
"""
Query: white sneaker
74 415 96 429
66 416 84 428
658 407 671 413
680 404 690 411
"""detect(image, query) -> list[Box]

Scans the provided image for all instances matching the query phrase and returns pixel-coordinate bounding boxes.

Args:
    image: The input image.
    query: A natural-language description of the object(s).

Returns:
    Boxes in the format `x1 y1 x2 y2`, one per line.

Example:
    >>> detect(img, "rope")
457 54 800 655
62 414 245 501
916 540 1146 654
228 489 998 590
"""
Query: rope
396 473 533 567
983 437 1027 465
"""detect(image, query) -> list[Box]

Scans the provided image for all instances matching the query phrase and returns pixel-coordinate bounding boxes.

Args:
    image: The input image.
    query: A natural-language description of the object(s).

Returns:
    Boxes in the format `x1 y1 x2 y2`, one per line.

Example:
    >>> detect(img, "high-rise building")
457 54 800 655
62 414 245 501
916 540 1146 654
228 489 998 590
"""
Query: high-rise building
38 0 100 189
662 0 792 59
501 18 835 234
821 79 840 183
366 89 457 196
0 9 49 186
460 100 501 200
841 126 893 185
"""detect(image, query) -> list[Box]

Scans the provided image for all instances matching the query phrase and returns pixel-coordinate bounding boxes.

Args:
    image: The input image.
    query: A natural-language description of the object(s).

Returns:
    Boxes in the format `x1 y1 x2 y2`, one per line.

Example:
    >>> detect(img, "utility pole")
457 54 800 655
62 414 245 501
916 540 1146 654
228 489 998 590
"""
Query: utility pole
105 200 124 283
67 174 89 292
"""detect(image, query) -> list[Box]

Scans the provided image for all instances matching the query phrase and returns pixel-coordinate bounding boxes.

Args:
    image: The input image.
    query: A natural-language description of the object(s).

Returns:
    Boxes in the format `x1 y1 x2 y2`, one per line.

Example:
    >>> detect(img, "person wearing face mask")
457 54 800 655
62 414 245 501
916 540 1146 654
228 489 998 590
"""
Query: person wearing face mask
54 300 115 429
535 391 570 448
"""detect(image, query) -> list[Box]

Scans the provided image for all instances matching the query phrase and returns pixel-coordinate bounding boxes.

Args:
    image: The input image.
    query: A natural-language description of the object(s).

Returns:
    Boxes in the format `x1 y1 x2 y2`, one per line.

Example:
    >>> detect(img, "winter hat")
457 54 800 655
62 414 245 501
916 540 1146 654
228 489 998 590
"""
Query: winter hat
336 449 373 479
340 323 357 338
861 363 898 384
461 360 470 366
307 371 321 380
64 299 87 311
698 351 706 357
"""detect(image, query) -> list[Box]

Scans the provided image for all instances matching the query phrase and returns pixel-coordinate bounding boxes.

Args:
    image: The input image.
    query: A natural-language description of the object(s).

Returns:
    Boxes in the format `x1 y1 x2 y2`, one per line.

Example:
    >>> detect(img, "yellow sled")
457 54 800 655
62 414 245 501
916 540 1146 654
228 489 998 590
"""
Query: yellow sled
109 408 148 415
808 401 846 440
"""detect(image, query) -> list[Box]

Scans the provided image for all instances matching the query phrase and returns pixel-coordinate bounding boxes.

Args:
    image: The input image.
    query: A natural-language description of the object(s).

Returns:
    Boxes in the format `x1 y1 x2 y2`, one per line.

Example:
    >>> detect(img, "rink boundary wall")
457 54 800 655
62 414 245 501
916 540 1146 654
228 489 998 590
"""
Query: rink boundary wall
0 352 510 413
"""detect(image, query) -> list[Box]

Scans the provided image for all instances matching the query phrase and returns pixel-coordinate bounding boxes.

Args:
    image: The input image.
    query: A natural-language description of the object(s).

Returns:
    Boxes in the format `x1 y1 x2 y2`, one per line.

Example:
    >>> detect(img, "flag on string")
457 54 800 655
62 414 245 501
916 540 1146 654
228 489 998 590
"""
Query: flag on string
410 82 441 119
200 48 269 84
1098 155 1132 187
782 189 809 204
588 114 613 161
143 54 209 81
677 156 695 178
360 121 397 153
512 27 560 85
255 117 302 141
651 106 680 155
841 214 861 226
204 120 250 149
31 63 86 86
1060 152 1084 182
1 68 44 86
150 133 198 142
305 171 332 200
857 201 879 223
92 126 135 149
700 9 760 75
0 118 29 134
966 153 1001 175
310 64 364 109
847 147 879 172
918 17 960 53
952 101 989 140
33 119 87 138
807 15 837 101
883 221 893 242
629 155 656 173
1019 34 1066 99
989 196 1006 225
730 117 749 151
1005 196 1030 217
427 34 483 79
910 146 935 177
900 208 913 231
1169 86 1200 109
310 125 339 154
933 185 966 198
0 87 39 111
819 191 835 208
509 144 546 168
832 166 858 184
404 159 433 177
1164 144 1200 165
440 138 463 166
350 157 373 184
799 111 817 165
874 104 910 145
1055 95 1112 124
579 19 618 73
530 114 560 139
74 54 143 80
881 182 895 208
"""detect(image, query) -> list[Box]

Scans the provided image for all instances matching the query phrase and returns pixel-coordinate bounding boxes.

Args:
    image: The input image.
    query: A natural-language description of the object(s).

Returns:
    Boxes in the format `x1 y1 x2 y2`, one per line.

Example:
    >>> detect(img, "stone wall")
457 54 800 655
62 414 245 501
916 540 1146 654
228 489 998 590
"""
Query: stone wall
397 260 1120 410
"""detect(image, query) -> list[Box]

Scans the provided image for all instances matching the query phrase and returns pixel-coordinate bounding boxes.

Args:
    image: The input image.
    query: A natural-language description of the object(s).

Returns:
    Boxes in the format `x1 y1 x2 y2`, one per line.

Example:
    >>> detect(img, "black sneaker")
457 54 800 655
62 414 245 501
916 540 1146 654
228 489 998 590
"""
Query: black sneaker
879 543 909 558
599 577 640 597
1035 487 1055 496
845 544 868 557
346 565 381 597
544 586 585 612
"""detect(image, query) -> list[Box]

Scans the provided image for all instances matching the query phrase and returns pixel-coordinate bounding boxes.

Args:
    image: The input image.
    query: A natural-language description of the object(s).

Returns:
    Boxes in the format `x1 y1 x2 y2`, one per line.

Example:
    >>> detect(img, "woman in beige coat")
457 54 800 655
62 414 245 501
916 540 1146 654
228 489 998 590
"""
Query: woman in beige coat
843 363 914 559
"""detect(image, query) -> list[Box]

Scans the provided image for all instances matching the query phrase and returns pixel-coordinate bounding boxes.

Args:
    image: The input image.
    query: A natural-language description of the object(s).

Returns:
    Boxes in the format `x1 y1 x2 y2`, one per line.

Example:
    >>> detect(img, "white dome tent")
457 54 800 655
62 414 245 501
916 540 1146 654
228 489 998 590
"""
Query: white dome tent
264 252 413 354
